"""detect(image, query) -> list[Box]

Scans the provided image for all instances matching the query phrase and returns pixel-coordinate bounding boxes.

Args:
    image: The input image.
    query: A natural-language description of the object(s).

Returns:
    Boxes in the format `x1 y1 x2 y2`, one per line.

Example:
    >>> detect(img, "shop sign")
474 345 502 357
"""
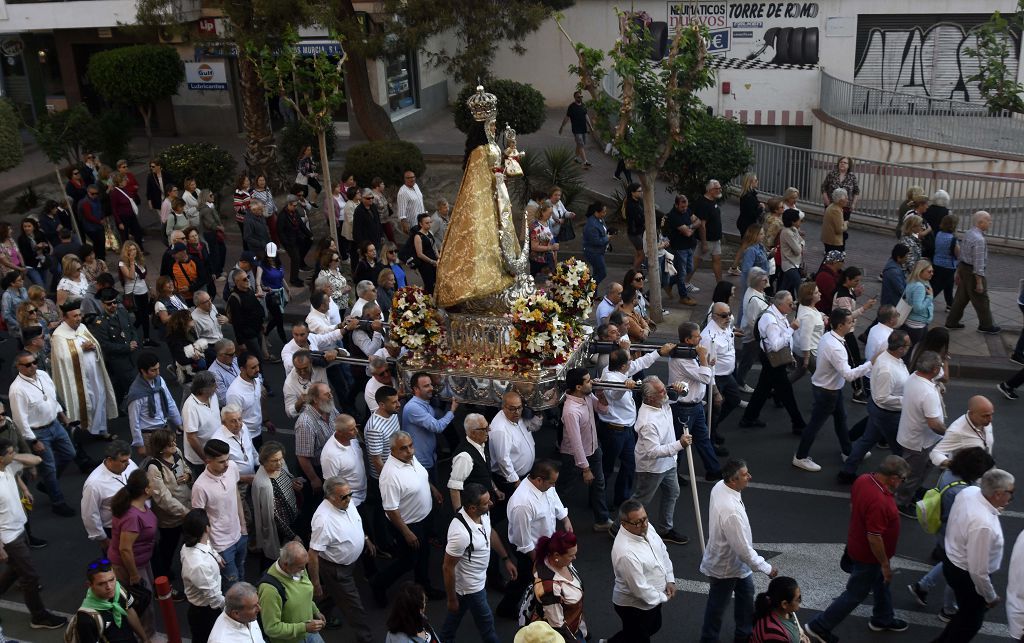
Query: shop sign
185 61 227 90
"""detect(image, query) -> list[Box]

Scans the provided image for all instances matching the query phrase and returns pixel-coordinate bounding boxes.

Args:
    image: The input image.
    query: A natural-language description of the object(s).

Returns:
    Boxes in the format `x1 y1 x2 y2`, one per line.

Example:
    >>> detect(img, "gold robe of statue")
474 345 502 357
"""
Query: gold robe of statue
434 143 515 309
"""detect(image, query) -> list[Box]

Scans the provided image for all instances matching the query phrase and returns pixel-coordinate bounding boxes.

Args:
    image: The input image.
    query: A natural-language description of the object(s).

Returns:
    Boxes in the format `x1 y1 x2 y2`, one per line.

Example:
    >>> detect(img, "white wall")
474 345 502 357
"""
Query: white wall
0 0 138 31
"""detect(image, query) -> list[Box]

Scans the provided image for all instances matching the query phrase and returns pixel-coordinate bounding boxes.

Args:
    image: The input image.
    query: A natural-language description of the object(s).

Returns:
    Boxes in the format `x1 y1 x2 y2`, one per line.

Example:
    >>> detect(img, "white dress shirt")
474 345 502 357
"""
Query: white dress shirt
634 402 683 474
668 355 712 403
944 485 1004 603
791 304 825 355
282 367 327 419
215 426 257 477
811 331 871 391
506 478 568 553
700 322 736 376
870 351 909 412
226 375 263 439
209 613 263 643
449 439 488 491
1006 530 1024 639
281 329 344 377
897 374 945 451
320 437 367 505
700 480 772 580
310 498 365 566
81 460 140 540
191 306 224 343
488 411 536 484
741 289 769 342
180 542 225 608
379 455 432 525
306 307 335 335
599 350 660 425
181 394 221 465
929 414 994 466
757 305 794 354
611 527 674 609
446 509 491 595
364 376 386 413
9 371 63 441
865 323 894 362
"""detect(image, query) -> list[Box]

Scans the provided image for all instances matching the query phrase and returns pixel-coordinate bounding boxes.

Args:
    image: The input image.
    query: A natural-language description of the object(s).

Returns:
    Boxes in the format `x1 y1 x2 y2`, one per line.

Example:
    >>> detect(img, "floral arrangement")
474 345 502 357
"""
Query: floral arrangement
390 286 443 358
546 258 596 330
509 293 576 369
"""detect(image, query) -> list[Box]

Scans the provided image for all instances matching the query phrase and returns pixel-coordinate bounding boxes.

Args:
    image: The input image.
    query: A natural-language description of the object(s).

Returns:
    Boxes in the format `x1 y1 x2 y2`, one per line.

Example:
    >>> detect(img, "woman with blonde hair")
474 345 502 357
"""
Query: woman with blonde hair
897 185 926 236
899 213 930 275
27 285 60 331
903 259 935 348
119 240 155 346
56 254 89 306
737 173 764 235
782 187 803 217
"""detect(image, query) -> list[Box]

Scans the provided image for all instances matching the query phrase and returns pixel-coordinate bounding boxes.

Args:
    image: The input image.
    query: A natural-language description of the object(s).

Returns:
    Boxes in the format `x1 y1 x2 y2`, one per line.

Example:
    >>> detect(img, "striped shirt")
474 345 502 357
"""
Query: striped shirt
364 412 400 479
293 405 336 460
959 227 987 276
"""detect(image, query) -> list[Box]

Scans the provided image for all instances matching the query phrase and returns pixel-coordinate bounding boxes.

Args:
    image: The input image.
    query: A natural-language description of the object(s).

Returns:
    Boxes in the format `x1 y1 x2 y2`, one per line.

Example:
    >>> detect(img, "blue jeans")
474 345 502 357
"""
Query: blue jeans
809 561 895 633
439 588 500 643
584 250 607 287
302 635 324 643
700 575 754 642
599 423 636 506
840 399 902 476
24 268 45 287
34 421 76 505
795 385 850 460
918 560 958 613
219 534 248 587
673 249 694 297
672 403 721 476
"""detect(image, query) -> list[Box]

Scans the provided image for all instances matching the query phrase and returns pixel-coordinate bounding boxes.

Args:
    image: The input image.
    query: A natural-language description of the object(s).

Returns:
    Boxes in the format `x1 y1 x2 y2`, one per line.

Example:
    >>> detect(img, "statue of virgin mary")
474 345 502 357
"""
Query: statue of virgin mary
434 85 533 312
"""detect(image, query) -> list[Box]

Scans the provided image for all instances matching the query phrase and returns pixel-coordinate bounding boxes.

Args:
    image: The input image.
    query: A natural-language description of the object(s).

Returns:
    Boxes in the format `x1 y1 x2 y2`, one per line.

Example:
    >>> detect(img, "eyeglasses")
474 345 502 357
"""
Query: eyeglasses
103 300 118 306
26 308 38 314
622 516 649 527
504 405 523 412
17 359 37 368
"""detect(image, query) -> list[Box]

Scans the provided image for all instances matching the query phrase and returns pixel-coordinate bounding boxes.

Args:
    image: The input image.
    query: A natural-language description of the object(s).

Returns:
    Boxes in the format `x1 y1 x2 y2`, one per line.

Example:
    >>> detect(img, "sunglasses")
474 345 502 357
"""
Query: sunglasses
17 359 38 367
26 308 38 314
88 558 113 571
715 312 731 318
338 492 354 501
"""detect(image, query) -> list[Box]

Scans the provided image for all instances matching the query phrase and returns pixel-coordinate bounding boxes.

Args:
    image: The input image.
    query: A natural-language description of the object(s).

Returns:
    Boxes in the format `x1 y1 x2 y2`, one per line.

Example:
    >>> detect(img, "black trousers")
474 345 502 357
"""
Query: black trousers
0 532 46 617
935 554 989 642
496 551 535 618
153 525 182 582
714 372 742 427
609 603 663 643
741 352 806 429
118 213 145 246
371 519 434 593
187 603 220 643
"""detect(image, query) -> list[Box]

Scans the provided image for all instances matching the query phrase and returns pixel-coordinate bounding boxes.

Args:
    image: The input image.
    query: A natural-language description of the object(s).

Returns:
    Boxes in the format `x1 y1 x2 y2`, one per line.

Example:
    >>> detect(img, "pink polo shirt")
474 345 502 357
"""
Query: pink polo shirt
191 461 242 552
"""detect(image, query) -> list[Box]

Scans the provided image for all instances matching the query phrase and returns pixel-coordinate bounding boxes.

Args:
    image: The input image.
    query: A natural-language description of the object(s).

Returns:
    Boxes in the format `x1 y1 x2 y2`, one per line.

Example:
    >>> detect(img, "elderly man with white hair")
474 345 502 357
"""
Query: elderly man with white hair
936 468 1015 641
739 290 806 433
214 404 256 484
946 210 1000 334
351 280 381 319
191 290 226 346
351 302 386 358
449 413 503 510
209 582 263 642
283 350 328 419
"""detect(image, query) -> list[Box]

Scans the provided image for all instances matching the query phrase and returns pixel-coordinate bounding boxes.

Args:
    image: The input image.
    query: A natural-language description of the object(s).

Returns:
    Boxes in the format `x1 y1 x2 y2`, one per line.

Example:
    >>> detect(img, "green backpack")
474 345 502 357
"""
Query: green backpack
916 479 967 534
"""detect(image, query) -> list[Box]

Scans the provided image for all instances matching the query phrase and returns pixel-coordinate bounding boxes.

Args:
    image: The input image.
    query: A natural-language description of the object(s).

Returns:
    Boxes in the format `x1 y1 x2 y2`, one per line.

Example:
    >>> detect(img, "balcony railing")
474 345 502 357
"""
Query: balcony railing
819 71 1024 157
735 138 1024 243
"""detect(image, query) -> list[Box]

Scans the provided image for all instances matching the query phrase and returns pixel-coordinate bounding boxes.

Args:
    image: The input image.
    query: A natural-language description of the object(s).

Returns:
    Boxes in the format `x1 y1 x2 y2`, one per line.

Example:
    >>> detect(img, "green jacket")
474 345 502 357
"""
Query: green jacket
257 562 320 643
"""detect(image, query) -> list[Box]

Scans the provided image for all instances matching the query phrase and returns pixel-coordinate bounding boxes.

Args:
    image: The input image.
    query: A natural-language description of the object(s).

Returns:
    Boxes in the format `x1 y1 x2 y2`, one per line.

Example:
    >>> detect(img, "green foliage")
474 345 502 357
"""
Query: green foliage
964 1 1024 114
86 45 184 110
343 141 425 188
277 122 336 175
453 80 547 135
95 111 133 164
663 111 753 199
0 99 23 172
521 146 587 212
13 186 38 214
159 143 238 194
31 104 101 167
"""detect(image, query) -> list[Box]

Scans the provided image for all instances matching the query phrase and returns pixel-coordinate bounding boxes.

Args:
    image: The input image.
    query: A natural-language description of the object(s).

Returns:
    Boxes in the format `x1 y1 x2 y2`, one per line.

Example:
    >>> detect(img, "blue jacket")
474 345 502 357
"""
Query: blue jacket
903 280 934 325
582 215 609 255
880 258 907 308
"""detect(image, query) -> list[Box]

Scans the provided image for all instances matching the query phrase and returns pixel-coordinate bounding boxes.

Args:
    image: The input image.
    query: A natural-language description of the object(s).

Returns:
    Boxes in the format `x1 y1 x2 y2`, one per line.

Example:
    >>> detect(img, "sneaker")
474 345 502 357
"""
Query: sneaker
660 529 690 545
850 392 867 405
727 267 741 276
803 621 838 643
907 582 928 607
739 400 748 408
945 305 951 313
938 608 956 623
583 161 592 167
686 283 701 293
898 504 917 519
592 519 615 532
171 588 186 602
27 536 47 549
740 384 755 394
978 326 1002 335
661 309 670 316
30 612 67 630
998 382 1019 401
876 439 890 449
868 618 909 632
1011 352 1024 367
792 456 822 472
840 451 870 463
679 296 698 306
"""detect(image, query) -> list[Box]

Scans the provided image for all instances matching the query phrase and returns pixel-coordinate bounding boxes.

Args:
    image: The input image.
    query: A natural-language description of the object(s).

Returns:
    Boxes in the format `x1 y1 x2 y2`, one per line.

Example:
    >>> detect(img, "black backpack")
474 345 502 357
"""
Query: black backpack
398 232 419 269
257 573 288 642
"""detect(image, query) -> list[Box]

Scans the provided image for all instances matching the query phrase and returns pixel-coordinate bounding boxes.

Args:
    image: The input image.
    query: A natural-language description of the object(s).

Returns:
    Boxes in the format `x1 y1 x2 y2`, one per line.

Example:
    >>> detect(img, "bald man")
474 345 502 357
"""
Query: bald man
595 282 623 325
930 395 995 468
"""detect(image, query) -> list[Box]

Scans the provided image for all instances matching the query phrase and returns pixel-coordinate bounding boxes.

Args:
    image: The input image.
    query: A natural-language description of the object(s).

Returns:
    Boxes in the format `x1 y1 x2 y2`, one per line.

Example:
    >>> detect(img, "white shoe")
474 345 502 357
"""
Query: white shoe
727 267 741 276
792 456 822 472
740 384 755 394
841 451 872 463
739 400 748 408
686 283 701 293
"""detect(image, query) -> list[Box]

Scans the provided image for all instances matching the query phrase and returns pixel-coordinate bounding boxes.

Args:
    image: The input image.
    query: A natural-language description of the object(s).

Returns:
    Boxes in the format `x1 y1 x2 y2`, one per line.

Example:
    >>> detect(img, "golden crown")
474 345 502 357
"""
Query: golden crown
467 85 498 122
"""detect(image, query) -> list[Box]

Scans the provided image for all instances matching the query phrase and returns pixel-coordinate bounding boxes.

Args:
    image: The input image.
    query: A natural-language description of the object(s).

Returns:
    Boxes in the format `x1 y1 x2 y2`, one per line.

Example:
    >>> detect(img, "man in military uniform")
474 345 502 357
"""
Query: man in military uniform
91 287 139 399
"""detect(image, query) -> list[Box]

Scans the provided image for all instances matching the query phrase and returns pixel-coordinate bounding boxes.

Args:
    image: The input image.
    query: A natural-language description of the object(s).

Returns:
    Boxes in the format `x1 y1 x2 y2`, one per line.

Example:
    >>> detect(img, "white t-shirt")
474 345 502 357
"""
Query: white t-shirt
379 455 431 525
182 394 222 465
445 509 491 595
896 373 945 451
119 262 150 296
320 438 367 505
0 463 26 544
57 274 90 300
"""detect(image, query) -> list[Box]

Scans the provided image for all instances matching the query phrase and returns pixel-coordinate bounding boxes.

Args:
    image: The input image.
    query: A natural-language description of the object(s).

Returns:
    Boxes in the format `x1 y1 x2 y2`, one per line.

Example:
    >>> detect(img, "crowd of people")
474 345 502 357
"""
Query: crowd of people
0 139 1018 643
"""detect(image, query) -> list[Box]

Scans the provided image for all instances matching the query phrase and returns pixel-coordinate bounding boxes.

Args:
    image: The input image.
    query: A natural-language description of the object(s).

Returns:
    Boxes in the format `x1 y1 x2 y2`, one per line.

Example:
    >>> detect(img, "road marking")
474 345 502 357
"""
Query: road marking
676 542 1012 638
747 481 1024 520
0 599 191 643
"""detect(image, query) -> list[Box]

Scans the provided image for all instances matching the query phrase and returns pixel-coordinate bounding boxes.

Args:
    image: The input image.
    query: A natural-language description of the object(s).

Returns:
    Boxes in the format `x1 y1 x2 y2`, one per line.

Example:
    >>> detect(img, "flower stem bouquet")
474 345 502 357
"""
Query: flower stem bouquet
509 293 576 370
391 286 443 359
546 258 596 332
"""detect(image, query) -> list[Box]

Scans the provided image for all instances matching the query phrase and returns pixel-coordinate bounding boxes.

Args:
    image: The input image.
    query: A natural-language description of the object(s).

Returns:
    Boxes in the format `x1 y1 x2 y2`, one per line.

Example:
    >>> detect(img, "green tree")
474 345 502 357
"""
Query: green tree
664 111 753 201
965 0 1024 114
453 80 546 135
251 31 347 249
27 104 96 239
0 99 24 173
86 44 184 157
559 12 714 321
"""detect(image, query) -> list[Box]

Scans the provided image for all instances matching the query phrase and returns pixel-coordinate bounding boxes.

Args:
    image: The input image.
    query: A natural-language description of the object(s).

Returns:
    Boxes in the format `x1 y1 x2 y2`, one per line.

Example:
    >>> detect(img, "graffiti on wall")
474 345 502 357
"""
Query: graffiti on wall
854 15 1021 103
667 2 820 66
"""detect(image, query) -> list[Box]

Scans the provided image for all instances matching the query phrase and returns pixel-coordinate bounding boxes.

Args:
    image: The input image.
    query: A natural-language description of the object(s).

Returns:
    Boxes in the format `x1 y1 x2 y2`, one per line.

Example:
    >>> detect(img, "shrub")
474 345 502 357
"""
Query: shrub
159 142 237 194
453 80 546 135
343 141 425 188
0 99 23 172
521 146 587 212
664 111 754 200
277 121 336 176
32 104 100 167
95 110 133 164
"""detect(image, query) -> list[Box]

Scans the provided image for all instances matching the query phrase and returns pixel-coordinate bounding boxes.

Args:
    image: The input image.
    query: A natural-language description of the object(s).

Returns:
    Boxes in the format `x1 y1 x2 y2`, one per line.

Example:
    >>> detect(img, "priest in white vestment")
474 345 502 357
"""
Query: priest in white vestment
50 301 118 436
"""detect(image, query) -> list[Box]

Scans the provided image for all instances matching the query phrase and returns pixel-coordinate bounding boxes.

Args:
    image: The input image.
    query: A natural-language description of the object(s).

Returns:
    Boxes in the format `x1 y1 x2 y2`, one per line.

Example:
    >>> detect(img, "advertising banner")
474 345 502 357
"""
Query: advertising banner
185 62 227 90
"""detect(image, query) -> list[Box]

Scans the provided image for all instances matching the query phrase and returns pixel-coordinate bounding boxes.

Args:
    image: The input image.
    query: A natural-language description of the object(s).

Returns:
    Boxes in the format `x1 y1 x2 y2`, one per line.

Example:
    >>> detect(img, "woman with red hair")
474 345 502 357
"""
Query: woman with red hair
528 530 587 642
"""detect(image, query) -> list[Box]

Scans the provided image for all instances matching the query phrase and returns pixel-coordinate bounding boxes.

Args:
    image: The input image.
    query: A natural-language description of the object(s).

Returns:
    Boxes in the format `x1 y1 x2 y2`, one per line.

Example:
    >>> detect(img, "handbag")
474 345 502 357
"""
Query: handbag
766 344 794 368
558 217 576 242
293 172 309 186
125 580 152 614
104 222 120 253
895 295 913 326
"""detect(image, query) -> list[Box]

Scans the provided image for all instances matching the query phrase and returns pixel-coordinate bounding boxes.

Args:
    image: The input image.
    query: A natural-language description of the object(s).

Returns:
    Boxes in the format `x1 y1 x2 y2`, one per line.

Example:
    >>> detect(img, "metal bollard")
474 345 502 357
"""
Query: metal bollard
154 575 182 643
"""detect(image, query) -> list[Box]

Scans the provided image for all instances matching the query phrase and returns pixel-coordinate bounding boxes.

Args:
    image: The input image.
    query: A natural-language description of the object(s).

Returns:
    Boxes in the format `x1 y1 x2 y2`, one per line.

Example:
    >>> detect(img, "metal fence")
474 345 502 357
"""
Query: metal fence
735 138 1024 243
819 71 1024 157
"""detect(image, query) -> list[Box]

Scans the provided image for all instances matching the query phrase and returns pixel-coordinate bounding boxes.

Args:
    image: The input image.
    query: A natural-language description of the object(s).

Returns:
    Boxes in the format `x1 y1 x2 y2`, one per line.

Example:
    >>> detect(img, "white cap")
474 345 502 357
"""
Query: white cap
265 242 278 258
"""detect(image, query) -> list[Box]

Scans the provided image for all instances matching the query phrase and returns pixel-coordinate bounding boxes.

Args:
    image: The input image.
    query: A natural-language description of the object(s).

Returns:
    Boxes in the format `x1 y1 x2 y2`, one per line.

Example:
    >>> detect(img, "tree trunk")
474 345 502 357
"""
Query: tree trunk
139 105 154 159
54 166 83 242
237 55 278 181
639 171 664 323
318 129 340 251
343 49 398 141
